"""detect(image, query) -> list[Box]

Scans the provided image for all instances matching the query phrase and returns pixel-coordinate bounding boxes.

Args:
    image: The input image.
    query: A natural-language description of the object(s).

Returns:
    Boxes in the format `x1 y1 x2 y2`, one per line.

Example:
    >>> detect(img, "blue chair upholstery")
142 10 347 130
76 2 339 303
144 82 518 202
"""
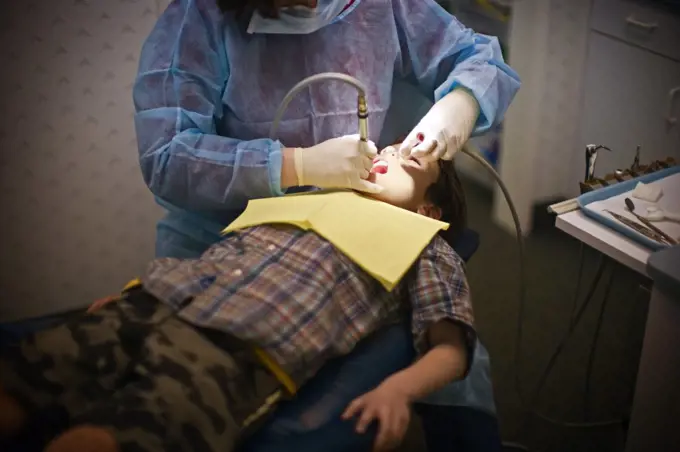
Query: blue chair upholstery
0 314 65 348
454 228 480 263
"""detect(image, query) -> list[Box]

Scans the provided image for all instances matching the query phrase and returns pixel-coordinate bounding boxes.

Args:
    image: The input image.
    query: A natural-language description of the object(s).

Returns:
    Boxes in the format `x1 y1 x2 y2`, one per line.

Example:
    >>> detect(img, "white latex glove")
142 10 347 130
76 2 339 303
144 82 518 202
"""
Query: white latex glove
294 134 383 193
399 88 480 162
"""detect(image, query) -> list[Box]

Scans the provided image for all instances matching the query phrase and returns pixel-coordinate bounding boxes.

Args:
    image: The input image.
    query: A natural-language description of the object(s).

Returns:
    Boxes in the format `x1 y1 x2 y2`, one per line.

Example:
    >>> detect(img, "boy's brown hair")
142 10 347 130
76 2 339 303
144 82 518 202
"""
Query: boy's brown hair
390 139 467 250
428 159 468 250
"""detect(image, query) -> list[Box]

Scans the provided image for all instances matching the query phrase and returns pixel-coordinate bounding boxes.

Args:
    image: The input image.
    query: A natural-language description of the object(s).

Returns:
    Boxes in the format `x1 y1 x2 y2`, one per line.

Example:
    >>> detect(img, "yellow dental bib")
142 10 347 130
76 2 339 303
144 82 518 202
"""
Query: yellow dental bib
222 190 449 291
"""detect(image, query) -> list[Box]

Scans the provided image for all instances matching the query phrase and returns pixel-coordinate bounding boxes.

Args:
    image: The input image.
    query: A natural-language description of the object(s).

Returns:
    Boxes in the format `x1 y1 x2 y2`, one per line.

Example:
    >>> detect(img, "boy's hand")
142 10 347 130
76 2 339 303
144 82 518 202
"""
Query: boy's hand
87 295 119 313
341 381 411 451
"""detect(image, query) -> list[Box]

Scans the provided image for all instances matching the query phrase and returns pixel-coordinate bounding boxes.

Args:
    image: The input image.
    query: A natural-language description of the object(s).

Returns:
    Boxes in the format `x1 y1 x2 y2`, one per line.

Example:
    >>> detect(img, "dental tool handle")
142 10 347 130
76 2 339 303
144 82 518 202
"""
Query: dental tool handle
358 94 369 142
632 211 678 245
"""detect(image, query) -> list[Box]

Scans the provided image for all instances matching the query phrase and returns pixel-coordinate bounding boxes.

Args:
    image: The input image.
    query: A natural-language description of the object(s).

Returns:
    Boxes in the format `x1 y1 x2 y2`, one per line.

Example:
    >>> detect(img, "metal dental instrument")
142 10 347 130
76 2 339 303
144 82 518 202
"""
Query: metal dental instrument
605 209 672 245
613 169 634 182
270 73 370 145
624 198 678 245
585 144 612 182
631 145 642 173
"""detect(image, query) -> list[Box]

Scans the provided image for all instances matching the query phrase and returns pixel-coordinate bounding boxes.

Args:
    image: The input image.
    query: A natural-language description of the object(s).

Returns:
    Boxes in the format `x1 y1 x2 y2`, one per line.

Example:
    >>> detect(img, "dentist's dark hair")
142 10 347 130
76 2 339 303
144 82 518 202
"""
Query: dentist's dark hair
216 0 282 17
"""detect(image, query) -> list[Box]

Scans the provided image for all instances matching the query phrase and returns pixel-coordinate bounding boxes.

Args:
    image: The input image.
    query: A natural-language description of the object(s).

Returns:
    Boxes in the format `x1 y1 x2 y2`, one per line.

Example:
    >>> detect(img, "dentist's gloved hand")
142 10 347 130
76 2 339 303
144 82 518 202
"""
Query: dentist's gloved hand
399 88 480 162
294 134 383 193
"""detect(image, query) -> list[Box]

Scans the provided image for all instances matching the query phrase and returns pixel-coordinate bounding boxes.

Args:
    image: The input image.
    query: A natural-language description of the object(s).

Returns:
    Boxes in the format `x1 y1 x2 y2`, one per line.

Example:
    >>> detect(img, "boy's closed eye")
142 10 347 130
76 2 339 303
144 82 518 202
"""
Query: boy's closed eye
367 143 467 248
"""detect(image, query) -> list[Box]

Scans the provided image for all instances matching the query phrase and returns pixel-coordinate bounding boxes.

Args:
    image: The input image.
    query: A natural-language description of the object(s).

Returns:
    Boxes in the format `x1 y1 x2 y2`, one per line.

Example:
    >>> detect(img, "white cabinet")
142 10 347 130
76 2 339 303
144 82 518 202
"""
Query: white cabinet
590 0 680 62
573 31 680 194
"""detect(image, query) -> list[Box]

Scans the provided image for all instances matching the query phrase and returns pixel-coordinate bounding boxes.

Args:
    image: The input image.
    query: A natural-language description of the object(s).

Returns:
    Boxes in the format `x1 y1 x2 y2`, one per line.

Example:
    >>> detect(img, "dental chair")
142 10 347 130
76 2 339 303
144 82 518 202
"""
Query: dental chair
0 228 501 452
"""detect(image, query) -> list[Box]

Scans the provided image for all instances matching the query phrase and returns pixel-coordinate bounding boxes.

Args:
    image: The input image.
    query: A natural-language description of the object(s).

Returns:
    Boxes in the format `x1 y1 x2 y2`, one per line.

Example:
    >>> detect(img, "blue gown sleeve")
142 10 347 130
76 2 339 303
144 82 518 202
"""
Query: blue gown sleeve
392 0 521 134
133 0 284 212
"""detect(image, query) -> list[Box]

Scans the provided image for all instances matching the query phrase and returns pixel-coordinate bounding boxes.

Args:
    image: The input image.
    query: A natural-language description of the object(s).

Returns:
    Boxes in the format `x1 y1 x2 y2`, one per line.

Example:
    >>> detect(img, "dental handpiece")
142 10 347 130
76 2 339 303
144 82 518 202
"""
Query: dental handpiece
357 94 369 143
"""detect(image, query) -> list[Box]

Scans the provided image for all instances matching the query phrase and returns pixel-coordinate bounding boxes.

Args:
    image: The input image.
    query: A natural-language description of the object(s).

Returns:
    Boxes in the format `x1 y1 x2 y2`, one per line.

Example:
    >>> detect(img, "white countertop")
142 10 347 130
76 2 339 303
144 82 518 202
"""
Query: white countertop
556 210 652 276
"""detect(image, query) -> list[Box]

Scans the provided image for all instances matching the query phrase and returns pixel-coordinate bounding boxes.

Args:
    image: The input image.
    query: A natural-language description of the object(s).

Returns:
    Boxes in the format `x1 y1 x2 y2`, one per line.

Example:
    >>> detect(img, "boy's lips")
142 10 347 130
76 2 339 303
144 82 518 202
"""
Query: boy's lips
371 154 422 173
371 152 423 174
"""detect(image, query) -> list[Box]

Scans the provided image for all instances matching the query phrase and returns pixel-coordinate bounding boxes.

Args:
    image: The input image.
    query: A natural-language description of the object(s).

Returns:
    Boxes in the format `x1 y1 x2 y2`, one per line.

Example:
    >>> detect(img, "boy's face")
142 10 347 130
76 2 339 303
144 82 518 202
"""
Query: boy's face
367 145 441 216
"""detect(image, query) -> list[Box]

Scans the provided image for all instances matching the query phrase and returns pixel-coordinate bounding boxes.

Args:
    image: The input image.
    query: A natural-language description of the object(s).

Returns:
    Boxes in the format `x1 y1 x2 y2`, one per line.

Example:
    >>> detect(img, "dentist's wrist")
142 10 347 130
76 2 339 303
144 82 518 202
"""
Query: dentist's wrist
281 147 299 189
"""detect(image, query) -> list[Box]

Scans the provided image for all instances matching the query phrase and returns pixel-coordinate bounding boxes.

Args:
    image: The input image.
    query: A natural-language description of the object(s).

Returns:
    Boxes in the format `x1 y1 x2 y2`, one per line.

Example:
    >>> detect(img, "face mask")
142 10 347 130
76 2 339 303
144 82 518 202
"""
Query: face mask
247 0 358 35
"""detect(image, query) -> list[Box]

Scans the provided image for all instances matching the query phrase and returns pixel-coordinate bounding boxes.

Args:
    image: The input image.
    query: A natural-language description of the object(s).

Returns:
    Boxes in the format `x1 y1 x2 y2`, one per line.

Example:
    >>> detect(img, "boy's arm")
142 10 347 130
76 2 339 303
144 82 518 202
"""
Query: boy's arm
341 324 468 452
379 319 469 401
401 236 476 389
342 239 475 450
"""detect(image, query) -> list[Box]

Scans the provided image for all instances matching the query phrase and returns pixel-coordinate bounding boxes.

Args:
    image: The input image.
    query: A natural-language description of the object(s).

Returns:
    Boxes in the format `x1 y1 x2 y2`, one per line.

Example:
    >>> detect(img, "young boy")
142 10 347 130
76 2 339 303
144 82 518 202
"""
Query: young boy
0 146 474 452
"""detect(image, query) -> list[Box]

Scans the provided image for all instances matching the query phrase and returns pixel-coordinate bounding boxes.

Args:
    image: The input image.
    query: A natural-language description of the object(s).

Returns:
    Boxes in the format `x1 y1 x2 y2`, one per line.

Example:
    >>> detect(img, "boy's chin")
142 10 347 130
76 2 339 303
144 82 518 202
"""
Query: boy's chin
366 189 413 211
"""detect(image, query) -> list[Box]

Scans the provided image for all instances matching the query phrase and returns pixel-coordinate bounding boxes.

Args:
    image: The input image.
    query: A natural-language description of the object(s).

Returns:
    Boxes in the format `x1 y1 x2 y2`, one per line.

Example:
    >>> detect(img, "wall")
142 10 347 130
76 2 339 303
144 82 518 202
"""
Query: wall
493 0 593 234
533 0 593 201
0 0 165 321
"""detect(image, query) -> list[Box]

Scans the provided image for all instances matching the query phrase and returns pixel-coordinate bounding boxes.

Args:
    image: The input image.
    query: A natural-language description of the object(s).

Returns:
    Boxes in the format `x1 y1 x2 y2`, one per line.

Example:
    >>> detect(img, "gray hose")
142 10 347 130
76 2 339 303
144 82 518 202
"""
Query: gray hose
269 73 368 140
461 148 624 430
458 148 527 407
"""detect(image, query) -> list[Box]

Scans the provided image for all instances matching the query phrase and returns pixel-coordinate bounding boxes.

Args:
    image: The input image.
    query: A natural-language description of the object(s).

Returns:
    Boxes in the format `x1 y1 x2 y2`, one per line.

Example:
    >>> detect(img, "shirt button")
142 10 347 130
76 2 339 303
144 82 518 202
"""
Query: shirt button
267 244 276 251
232 269 243 277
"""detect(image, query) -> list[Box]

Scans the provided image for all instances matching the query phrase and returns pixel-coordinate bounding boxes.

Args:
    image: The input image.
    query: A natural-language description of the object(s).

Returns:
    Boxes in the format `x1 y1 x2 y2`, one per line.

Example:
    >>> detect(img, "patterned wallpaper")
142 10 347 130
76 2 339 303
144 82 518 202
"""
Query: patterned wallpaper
0 0 164 321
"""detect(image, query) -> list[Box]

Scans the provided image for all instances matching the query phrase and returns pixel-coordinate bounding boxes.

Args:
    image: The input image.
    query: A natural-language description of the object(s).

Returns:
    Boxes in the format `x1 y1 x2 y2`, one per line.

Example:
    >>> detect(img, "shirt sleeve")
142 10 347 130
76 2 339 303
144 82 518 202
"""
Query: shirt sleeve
408 236 477 374
392 0 521 134
133 0 285 213
142 255 220 310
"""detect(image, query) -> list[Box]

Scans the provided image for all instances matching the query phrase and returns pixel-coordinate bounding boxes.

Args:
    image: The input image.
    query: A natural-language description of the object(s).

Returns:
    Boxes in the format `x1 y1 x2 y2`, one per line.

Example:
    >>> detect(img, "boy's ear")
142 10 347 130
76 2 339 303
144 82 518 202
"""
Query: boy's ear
417 203 442 220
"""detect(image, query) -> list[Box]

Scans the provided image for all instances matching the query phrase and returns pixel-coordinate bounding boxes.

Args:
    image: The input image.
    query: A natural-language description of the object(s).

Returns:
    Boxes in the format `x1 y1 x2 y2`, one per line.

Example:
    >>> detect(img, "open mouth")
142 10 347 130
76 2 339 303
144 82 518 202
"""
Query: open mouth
371 153 423 174
371 158 389 174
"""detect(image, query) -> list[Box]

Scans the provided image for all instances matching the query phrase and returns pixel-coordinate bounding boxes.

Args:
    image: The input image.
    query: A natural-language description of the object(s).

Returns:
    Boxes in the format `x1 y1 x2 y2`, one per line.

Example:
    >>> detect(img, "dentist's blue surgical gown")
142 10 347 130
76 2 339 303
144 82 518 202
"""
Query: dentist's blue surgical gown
133 0 520 259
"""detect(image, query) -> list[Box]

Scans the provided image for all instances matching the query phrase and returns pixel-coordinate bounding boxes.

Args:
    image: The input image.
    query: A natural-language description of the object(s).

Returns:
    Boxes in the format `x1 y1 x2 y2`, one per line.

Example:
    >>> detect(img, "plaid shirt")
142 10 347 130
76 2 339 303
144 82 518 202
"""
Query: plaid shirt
142 225 475 384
